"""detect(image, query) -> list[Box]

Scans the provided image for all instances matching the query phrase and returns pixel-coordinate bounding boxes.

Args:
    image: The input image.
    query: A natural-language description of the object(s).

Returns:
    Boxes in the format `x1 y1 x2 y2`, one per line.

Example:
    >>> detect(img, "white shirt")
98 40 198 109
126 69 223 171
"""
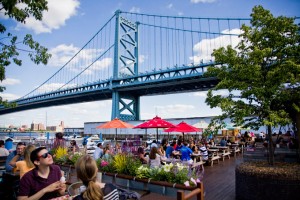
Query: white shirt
150 153 161 168
0 147 9 156
93 147 103 160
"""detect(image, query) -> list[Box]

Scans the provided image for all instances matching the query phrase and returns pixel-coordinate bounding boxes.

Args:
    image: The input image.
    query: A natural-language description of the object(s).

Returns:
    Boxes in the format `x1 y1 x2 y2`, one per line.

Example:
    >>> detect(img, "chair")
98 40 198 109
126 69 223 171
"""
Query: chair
68 181 84 196
177 182 204 200
0 156 8 180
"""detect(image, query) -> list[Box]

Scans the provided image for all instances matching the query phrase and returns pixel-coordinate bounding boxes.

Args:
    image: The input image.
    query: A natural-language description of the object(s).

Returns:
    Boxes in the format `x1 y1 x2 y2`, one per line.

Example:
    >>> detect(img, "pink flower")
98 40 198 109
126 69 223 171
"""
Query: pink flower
101 160 108 167
190 178 196 185
184 181 190 186
196 178 201 183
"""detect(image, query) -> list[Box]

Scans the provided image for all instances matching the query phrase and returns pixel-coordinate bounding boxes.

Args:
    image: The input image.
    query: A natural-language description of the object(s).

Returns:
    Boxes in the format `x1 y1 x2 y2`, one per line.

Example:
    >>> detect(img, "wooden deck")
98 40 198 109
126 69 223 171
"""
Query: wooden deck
141 156 243 200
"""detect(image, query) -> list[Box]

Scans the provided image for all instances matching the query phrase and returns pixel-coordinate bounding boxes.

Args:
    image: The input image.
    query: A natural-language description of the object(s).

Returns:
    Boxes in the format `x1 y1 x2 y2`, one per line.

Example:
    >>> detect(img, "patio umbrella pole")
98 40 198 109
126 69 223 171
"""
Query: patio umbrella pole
115 128 117 141
156 128 158 142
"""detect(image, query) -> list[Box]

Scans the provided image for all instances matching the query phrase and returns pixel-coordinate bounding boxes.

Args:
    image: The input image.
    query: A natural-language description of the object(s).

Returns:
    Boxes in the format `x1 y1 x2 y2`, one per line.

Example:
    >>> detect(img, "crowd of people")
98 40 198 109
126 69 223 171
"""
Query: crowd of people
0 129 299 199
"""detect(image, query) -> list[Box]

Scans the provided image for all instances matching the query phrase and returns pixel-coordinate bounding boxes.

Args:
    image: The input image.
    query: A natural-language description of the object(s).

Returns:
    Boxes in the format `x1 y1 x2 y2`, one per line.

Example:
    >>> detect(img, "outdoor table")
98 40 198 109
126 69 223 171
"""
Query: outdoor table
165 158 181 163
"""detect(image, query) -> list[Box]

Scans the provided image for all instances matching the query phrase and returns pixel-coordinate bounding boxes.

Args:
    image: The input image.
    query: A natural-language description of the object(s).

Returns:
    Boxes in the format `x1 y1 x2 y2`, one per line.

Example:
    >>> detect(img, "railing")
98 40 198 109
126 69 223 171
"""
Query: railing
177 182 204 200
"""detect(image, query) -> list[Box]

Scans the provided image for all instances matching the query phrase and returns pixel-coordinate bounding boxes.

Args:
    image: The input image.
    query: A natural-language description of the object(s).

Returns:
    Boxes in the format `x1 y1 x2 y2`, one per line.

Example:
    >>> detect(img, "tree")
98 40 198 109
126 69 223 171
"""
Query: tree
0 0 51 106
205 6 300 165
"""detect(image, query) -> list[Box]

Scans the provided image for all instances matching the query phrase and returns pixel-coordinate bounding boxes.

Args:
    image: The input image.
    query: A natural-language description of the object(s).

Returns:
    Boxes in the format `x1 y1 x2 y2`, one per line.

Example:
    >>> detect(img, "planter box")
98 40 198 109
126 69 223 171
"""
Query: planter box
102 172 198 197
236 164 300 200
58 164 202 198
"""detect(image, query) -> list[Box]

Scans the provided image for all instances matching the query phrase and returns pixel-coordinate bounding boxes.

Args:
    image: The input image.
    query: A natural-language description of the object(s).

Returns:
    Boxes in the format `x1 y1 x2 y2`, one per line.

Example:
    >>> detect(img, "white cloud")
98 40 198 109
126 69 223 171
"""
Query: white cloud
167 4 173 9
1 93 21 101
156 104 195 117
191 0 216 3
0 78 21 86
129 7 140 13
16 0 80 34
190 28 242 64
193 91 208 97
48 44 79 67
178 12 184 16
48 44 111 75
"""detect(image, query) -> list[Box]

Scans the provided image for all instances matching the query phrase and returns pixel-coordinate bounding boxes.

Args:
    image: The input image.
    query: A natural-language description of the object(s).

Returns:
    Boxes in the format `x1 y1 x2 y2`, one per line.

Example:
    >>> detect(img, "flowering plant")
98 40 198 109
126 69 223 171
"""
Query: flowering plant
53 147 84 165
184 177 201 187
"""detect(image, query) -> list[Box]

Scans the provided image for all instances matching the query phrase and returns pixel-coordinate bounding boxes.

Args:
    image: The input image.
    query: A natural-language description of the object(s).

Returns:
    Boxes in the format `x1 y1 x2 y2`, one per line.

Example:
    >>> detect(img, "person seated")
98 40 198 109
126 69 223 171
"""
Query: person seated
165 142 175 158
190 141 198 153
114 143 122 154
0 140 9 157
102 147 112 159
68 140 80 154
208 138 215 147
220 137 227 146
149 147 163 168
150 140 158 149
6 142 26 172
18 147 66 200
198 143 209 161
15 144 35 179
93 142 104 160
137 146 148 164
73 155 119 200
176 142 193 164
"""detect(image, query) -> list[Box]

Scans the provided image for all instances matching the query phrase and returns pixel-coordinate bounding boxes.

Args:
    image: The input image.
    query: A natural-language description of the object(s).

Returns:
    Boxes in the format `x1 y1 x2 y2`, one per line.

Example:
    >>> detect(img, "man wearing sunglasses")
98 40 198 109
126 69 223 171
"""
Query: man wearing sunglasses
5 142 26 172
18 147 66 200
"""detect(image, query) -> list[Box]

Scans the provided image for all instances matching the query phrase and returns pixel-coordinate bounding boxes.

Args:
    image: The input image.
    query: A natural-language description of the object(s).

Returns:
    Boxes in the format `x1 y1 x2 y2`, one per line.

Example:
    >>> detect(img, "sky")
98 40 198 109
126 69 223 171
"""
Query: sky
0 0 299 128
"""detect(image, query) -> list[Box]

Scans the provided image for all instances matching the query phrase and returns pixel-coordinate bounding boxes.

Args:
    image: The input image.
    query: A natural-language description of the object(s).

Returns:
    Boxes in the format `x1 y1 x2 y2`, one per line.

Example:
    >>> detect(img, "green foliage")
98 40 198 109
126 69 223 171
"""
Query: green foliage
0 0 51 106
205 5 300 131
205 5 300 164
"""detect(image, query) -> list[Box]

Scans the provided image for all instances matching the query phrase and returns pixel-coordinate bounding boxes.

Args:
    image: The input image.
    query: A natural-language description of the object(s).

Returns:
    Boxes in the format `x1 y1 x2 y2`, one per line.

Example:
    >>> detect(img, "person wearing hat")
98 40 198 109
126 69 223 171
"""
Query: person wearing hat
93 142 103 160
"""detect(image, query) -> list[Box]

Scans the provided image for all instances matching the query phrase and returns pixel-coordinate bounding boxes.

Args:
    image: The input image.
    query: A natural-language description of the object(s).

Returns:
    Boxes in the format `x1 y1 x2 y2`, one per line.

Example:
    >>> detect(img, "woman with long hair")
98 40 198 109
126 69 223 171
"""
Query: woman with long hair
73 155 119 200
149 147 162 168
15 144 35 178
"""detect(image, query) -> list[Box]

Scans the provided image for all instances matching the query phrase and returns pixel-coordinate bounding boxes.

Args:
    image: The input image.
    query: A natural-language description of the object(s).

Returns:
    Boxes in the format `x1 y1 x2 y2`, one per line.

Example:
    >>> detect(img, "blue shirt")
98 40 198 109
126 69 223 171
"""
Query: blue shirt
5 150 24 171
165 146 174 158
179 146 193 161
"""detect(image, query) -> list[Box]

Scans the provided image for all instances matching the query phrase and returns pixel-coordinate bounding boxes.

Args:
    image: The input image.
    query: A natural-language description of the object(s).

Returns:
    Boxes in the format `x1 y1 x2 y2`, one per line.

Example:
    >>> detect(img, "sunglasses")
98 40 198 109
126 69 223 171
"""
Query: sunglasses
38 152 51 160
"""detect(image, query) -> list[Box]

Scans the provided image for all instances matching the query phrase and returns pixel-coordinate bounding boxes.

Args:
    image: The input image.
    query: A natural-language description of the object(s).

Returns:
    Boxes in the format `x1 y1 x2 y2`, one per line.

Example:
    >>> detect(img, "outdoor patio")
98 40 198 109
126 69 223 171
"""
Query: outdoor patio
140 156 242 200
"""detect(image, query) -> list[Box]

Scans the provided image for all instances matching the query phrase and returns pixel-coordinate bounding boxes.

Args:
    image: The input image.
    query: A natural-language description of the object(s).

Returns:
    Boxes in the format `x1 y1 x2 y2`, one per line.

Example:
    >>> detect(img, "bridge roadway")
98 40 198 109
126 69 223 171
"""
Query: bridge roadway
0 63 218 115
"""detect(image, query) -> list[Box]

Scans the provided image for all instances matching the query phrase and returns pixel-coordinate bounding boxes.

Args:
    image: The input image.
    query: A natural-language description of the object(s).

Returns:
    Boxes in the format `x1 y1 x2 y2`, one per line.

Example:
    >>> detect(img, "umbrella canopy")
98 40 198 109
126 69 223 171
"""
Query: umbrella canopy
96 118 134 140
164 121 201 141
133 116 175 141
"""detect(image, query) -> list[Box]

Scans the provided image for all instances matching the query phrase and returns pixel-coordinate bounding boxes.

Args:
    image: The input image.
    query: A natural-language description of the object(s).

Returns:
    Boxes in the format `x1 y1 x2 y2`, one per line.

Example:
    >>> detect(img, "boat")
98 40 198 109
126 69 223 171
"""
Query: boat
4 136 22 144
89 134 100 141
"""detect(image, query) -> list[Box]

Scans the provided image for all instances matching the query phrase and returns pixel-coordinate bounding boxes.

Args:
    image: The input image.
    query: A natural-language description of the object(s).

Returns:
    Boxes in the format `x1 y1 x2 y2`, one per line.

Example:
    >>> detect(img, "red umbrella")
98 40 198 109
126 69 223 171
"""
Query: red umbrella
134 116 175 142
96 118 134 141
164 121 202 141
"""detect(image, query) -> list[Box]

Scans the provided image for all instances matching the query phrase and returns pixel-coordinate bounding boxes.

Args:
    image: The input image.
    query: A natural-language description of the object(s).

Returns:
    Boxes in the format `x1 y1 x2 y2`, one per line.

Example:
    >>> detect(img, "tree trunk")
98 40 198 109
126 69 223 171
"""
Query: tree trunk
295 112 300 162
267 125 274 165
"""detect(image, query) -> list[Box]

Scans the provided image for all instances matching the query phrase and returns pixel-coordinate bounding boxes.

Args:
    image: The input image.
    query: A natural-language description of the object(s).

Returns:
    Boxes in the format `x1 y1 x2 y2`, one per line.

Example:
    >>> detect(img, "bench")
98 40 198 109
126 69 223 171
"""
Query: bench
191 157 206 171
231 146 241 157
177 182 204 200
220 149 231 161
209 152 220 166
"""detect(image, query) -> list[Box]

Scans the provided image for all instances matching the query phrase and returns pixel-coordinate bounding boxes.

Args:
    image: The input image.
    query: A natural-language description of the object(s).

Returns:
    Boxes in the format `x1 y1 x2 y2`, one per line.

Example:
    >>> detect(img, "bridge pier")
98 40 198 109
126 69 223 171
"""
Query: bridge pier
111 91 140 121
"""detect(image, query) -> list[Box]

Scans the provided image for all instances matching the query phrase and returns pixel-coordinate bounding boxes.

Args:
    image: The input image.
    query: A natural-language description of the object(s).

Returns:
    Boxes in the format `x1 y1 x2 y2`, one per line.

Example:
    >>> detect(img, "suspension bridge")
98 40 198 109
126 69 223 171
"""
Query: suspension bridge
0 10 258 120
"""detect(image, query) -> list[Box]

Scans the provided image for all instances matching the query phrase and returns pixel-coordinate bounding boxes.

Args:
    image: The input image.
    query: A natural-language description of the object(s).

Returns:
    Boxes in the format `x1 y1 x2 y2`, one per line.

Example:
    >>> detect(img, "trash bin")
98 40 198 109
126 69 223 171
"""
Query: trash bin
5 138 13 150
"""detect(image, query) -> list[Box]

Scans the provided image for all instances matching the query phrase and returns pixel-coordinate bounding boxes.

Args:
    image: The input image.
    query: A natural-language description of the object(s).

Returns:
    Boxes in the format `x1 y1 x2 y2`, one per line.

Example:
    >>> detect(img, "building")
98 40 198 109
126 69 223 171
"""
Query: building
46 121 64 132
31 122 45 131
